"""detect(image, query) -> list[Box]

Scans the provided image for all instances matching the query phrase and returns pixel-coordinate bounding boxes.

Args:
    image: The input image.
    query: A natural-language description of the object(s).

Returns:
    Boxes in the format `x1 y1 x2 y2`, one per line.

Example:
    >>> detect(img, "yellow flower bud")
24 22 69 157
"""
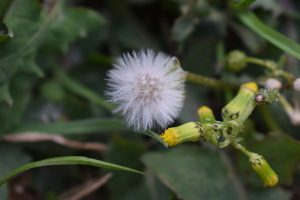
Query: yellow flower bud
198 106 216 123
160 122 200 147
222 82 258 123
249 153 278 187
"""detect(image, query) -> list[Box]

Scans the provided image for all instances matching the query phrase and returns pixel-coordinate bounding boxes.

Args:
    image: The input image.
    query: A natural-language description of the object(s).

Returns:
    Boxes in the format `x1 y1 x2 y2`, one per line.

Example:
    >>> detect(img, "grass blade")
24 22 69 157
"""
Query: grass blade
15 118 128 135
56 70 114 112
233 0 256 10
238 11 300 60
0 156 144 186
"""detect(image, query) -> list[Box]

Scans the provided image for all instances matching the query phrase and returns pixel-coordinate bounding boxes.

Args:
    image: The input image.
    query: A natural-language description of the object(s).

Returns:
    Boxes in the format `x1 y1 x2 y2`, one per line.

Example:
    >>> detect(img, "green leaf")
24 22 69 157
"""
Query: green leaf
0 0 11 18
0 145 31 199
248 188 291 200
142 146 239 200
106 136 171 200
56 70 113 112
0 83 13 106
15 118 128 135
0 0 43 85
106 136 146 200
0 75 33 133
172 15 199 42
238 11 300 60
233 0 256 10
42 7 106 53
0 156 144 186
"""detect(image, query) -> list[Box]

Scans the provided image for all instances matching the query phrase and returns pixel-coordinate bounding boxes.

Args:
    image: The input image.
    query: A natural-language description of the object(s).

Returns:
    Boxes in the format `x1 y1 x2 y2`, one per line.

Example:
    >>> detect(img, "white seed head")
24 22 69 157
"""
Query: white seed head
293 78 300 92
106 50 185 131
265 78 282 90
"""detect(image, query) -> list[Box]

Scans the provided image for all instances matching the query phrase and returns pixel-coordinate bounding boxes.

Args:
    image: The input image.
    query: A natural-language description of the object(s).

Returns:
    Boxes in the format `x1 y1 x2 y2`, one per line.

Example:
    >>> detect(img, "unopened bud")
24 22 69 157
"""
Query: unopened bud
222 82 258 123
160 122 200 147
198 106 216 123
227 50 247 71
249 153 278 187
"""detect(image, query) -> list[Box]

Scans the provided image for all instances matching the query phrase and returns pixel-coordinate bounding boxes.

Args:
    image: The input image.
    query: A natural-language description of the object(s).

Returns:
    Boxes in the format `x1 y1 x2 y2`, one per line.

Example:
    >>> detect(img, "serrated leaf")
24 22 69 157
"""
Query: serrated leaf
0 156 144 186
43 7 106 53
0 0 44 85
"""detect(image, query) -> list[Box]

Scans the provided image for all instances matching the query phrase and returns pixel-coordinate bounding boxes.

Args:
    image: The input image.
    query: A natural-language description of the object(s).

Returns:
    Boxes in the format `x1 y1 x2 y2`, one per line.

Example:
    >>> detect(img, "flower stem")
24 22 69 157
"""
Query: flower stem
232 142 252 157
278 94 294 115
246 57 294 83
185 72 237 89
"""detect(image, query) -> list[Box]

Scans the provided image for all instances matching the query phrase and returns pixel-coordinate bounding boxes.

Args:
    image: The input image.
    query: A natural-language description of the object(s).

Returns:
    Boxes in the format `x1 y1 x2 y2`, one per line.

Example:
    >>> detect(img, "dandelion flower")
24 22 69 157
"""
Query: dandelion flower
106 50 185 131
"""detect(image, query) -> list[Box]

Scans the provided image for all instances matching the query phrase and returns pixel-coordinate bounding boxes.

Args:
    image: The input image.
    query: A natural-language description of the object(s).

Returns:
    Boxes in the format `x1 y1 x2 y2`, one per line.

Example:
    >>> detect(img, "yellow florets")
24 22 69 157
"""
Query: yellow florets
241 82 258 92
160 128 178 147
160 122 201 147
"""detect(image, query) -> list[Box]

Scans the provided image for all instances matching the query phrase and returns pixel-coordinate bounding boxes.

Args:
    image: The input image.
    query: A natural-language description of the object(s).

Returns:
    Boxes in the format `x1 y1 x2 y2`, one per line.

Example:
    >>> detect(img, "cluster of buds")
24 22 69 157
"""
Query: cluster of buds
160 82 278 187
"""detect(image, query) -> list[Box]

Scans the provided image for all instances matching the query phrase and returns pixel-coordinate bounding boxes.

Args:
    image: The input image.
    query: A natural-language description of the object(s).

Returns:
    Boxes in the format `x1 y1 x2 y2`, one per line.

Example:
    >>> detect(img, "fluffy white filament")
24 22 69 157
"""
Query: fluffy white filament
106 50 185 131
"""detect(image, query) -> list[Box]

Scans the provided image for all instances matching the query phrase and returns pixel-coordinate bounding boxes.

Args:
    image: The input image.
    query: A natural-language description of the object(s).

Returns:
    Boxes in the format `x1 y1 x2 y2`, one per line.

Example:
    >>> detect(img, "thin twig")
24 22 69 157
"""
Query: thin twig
2 132 107 152
59 173 113 200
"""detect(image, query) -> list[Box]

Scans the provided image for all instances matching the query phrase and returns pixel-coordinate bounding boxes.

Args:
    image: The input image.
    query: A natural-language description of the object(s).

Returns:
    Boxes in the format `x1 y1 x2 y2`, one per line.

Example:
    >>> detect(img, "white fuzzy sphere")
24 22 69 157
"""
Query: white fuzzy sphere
294 78 300 92
265 78 282 90
106 50 185 131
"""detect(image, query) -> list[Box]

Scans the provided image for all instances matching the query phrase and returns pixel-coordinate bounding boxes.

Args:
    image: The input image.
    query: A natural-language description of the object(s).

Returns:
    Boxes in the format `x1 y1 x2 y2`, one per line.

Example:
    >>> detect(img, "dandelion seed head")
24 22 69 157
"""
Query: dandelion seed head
106 50 185 131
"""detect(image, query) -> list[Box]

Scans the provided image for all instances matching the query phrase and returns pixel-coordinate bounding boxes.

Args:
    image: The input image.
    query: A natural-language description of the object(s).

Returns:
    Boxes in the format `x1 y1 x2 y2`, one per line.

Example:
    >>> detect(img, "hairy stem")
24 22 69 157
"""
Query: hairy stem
185 72 237 89
246 57 294 83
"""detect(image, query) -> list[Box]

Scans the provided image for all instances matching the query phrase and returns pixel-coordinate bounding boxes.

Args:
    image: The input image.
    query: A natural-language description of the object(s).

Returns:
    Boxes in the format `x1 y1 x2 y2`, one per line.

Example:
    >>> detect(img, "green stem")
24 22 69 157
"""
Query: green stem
56 70 114 112
246 57 294 83
232 142 253 157
185 72 237 89
246 57 276 70
278 94 294 115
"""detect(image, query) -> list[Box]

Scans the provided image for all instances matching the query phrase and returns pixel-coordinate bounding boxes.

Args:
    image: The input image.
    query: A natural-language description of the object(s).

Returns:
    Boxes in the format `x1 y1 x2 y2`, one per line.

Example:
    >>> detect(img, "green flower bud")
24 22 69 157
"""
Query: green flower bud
227 50 247 71
222 82 258 124
249 153 278 187
160 122 200 147
198 106 216 123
